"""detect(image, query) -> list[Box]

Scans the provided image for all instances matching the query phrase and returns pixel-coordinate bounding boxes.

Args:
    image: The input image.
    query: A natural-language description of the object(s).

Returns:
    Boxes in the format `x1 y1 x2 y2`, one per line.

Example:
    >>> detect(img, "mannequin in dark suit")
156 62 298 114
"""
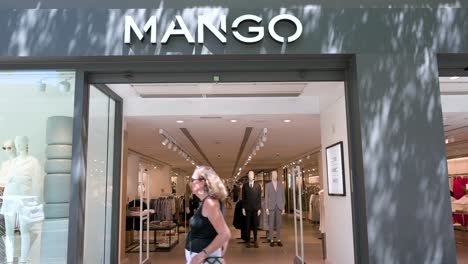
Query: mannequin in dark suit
242 171 262 248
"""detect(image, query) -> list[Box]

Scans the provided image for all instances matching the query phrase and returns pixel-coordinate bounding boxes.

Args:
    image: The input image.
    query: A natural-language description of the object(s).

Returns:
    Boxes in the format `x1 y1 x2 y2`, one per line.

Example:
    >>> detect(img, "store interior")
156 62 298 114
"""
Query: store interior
440 76 468 262
110 81 354 263
0 72 467 263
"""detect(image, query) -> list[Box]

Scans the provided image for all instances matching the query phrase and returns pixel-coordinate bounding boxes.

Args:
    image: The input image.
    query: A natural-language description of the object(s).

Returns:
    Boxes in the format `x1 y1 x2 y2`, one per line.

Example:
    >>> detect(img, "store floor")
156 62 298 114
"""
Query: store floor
123 209 468 264
123 207 325 264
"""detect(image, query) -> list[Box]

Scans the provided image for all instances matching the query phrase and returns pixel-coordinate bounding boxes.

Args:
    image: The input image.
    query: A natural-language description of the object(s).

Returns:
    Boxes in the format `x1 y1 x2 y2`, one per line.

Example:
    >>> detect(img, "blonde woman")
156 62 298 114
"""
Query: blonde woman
185 166 231 264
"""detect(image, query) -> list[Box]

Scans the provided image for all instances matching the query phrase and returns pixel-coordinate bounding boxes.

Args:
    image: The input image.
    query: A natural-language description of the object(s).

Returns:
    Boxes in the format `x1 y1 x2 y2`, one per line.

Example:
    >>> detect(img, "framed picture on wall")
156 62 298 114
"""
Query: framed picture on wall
326 141 346 196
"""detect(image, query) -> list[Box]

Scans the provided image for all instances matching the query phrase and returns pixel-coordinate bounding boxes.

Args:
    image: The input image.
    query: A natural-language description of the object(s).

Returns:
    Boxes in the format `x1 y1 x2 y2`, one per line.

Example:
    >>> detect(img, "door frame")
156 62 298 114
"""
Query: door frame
68 78 124 264
0 54 367 264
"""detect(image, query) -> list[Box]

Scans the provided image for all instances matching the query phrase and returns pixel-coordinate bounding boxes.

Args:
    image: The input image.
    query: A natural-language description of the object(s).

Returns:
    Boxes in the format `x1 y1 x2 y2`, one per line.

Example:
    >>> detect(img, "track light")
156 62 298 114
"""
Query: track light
256 145 260 151
168 142 173 149
172 145 178 151
162 138 169 146
259 141 264 148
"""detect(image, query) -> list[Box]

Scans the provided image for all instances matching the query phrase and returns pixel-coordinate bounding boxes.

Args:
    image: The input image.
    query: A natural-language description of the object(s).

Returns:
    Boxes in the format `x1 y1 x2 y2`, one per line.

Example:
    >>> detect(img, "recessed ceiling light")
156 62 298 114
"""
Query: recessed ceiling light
176 120 184 123
230 119 238 123
283 119 292 123
449 76 460 80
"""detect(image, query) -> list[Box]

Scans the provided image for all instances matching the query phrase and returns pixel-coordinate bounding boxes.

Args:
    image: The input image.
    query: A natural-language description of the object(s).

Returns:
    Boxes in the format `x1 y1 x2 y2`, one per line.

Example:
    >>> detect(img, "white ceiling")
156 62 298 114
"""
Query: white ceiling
109 77 468 178
111 81 344 178
126 114 322 178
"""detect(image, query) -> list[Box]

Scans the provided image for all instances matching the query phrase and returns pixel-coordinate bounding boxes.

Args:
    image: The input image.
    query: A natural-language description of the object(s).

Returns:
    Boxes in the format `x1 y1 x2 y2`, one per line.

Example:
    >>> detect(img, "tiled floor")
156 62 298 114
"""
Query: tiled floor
123 209 468 264
124 208 325 264
455 229 468 263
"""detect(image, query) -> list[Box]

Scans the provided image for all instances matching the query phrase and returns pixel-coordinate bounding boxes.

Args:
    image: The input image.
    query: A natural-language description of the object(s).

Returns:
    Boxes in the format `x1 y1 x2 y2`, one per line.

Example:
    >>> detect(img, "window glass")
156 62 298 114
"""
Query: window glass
0 70 75 263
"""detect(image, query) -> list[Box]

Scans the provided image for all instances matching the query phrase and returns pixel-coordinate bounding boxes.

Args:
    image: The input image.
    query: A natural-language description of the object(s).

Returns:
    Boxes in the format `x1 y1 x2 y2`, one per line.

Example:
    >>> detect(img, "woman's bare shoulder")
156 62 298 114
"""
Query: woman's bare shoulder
204 197 221 209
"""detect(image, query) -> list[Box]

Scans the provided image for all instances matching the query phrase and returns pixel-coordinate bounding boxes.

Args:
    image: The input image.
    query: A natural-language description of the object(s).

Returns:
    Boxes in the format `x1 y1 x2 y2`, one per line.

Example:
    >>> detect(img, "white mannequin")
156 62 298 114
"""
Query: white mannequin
0 140 17 187
1 136 43 263
266 171 285 216
242 171 261 217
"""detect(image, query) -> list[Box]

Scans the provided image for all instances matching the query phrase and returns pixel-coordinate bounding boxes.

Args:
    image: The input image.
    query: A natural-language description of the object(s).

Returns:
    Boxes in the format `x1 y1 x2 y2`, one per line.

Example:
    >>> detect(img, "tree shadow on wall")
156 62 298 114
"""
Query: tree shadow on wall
1 3 468 264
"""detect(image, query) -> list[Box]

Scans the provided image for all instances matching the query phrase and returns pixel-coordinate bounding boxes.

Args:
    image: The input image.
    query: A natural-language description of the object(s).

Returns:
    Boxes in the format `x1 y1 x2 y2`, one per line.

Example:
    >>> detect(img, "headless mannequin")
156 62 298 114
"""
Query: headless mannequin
242 172 261 217
2 136 42 263
265 171 285 215
265 171 285 246
0 140 17 187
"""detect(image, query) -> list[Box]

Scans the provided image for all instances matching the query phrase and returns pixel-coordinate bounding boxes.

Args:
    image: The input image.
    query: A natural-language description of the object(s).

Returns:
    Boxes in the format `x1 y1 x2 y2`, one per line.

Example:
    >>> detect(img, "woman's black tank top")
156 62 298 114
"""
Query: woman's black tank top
185 197 219 253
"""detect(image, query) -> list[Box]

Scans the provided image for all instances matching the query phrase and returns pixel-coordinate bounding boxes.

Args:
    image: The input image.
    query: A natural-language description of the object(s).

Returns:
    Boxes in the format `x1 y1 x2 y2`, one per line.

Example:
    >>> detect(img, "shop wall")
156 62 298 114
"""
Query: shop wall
0 3 463 263
448 158 468 174
126 152 172 202
150 165 171 196
176 174 188 195
0 84 74 168
352 53 456 263
320 96 354 264
126 153 139 202
0 7 467 57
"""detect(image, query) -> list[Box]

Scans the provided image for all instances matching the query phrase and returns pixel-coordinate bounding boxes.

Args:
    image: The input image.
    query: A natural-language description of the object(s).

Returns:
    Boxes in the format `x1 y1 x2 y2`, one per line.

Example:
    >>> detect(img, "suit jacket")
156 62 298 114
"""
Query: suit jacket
265 181 285 210
242 181 262 211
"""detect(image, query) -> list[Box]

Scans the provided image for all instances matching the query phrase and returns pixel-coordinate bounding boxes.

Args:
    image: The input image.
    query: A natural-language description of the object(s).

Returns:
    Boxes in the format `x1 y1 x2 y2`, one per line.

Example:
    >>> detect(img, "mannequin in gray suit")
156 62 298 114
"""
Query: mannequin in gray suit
265 170 285 247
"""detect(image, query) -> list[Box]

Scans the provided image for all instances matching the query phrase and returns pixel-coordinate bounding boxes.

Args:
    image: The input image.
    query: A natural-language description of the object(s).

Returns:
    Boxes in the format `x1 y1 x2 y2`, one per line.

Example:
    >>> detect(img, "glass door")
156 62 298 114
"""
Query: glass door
292 165 305 264
83 85 122 264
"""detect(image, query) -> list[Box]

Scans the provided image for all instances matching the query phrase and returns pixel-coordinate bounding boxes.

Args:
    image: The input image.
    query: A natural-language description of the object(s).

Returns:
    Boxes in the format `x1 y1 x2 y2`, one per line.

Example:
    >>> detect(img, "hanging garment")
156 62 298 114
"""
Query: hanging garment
232 200 248 241
453 177 468 200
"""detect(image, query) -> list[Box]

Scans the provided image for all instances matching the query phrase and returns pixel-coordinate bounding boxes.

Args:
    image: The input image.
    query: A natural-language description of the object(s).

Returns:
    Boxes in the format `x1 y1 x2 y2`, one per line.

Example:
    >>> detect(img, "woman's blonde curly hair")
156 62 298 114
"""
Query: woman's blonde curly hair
194 165 228 201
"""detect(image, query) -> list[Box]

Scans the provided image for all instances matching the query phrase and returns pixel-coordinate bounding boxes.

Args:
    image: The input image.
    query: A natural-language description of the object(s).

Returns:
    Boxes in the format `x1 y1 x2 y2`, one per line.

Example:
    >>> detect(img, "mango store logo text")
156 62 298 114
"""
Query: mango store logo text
124 14 303 44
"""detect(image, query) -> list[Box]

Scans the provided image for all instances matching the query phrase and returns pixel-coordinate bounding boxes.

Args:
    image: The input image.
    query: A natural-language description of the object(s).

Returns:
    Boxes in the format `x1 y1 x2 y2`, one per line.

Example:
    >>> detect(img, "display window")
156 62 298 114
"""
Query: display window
0 70 75 263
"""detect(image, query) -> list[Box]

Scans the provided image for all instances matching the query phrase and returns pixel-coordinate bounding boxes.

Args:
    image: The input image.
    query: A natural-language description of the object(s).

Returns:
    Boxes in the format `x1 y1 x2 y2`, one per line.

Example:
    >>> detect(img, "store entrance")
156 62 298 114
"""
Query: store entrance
86 80 353 264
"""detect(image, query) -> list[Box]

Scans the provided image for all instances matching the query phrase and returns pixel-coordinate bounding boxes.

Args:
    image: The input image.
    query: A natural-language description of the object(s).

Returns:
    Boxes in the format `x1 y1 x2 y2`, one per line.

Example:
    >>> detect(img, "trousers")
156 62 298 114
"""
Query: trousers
268 208 282 241
245 209 259 242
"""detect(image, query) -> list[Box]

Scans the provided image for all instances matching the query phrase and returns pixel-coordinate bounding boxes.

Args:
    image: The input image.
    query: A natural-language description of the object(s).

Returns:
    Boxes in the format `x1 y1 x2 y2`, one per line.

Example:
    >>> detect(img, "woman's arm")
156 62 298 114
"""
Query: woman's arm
190 197 231 264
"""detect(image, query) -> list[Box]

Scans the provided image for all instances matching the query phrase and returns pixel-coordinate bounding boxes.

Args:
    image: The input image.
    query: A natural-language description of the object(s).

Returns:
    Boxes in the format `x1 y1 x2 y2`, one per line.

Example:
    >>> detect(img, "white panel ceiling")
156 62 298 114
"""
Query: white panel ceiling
111 77 468 176
111 81 344 178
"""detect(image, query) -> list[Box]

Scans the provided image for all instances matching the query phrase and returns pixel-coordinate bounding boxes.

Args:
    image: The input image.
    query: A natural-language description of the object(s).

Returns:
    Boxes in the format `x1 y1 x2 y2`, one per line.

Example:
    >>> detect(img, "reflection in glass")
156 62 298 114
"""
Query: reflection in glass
0 70 75 263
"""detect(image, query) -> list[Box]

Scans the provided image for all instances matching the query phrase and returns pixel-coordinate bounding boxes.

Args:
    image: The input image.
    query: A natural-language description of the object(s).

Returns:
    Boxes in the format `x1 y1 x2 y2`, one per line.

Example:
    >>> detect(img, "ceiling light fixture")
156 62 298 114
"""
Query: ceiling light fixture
176 120 184 123
233 128 268 177
449 76 460 80
283 119 292 123
230 119 238 123
159 128 199 167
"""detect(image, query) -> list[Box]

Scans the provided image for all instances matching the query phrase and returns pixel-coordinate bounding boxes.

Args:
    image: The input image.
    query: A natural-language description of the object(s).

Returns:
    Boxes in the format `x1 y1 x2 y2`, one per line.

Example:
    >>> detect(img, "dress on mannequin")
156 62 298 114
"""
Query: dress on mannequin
1 136 44 263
